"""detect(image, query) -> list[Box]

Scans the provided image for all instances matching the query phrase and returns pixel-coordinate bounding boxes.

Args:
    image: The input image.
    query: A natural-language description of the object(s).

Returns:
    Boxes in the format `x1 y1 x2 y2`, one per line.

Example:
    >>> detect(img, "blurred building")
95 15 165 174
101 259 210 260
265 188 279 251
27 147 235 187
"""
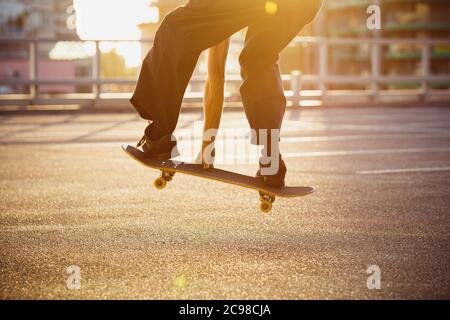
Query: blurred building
320 0 450 90
0 0 84 94
0 0 74 38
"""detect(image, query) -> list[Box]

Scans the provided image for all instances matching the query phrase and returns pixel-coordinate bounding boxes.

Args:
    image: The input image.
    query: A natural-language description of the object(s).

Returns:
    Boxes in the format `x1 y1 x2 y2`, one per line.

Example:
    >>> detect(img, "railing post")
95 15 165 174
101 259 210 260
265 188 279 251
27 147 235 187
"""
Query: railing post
29 40 39 105
371 41 381 103
373 0 381 103
92 41 101 108
421 43 431 103
319 40 327 101
291 70 302 107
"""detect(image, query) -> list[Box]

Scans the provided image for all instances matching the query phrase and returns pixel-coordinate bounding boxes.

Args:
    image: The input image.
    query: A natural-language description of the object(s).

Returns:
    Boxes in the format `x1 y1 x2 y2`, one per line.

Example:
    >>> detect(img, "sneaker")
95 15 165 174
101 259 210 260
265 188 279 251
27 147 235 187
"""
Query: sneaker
256 155 287 188
137 125 180 161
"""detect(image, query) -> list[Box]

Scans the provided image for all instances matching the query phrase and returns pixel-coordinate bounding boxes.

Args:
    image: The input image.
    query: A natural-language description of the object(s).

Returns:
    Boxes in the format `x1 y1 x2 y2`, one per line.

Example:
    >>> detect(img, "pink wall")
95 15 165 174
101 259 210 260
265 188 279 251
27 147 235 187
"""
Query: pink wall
0 59 78 93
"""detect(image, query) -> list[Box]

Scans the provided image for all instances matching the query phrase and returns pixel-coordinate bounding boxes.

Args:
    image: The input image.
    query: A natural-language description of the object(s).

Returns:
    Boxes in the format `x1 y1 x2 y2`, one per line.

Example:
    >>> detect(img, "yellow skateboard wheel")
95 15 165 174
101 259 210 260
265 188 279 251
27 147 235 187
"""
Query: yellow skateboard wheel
260 200 272 213
154 177 167 190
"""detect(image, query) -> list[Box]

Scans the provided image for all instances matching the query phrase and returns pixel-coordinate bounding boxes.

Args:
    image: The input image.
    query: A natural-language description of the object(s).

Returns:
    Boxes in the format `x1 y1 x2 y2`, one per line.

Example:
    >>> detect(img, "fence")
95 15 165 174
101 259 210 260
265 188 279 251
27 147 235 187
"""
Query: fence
0 36 449 109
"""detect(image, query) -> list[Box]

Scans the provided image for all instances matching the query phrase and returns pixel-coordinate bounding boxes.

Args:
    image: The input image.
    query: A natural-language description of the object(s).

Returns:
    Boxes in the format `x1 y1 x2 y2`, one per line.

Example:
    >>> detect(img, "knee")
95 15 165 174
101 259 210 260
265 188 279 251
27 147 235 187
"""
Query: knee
239 50 278 75
157 11 178 37
155 8 188 43
163 9 183 25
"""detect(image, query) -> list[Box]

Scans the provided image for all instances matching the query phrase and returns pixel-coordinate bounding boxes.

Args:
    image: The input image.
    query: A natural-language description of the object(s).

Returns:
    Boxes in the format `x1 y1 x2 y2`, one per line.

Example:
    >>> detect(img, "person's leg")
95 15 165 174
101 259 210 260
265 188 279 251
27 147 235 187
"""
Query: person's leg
199 38 230 169
130 0 268 159
239 0 323 185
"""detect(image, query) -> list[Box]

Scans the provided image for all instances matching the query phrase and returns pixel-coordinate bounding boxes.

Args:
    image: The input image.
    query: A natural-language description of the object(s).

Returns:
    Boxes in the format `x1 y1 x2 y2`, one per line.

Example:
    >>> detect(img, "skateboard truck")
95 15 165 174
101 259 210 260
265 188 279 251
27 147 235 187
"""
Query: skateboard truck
153 171 175 190
259 191 275 213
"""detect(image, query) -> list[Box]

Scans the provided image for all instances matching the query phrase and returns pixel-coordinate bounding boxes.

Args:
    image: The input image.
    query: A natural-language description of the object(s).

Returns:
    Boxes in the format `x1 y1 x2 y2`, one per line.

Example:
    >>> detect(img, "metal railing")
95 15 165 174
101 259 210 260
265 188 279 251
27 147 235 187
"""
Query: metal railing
0 36 449 108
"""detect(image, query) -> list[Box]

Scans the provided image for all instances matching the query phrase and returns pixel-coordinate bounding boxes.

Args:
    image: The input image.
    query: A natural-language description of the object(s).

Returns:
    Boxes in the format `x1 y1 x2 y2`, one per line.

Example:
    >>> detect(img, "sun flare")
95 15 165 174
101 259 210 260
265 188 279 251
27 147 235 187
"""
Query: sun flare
73 0 159 67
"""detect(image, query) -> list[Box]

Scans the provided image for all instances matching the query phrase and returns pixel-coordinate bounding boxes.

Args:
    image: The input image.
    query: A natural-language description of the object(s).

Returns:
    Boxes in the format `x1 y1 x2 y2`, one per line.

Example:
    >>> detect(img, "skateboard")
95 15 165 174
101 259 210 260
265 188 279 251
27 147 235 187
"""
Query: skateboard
122 144 315 213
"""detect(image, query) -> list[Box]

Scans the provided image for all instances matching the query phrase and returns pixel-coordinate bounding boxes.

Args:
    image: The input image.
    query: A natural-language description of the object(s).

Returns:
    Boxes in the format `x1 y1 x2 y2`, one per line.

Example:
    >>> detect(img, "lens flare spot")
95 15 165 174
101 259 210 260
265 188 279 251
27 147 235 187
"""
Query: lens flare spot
175 275 187 289
265 1 278 15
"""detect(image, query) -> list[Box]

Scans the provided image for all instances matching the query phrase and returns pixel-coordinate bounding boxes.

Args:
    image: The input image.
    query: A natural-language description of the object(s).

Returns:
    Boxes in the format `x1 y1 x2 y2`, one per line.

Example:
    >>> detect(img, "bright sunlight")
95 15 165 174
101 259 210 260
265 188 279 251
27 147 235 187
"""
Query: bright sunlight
73 0 159 67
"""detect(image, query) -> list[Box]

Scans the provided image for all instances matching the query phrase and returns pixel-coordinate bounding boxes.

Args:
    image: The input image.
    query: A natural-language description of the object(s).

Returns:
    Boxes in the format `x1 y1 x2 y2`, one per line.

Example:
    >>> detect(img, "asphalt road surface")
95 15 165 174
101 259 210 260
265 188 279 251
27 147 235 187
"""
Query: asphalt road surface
1 106 449 299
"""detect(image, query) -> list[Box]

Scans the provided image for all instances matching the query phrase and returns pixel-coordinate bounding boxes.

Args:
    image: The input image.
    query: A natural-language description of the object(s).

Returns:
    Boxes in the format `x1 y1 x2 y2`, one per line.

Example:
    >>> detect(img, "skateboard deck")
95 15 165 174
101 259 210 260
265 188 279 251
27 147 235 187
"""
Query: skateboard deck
122 144 315 213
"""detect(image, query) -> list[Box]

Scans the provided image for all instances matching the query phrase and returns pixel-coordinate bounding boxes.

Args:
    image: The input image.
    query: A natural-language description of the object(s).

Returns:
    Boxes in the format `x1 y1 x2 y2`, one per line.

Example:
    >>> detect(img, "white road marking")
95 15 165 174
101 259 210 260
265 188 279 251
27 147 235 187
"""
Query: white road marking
281 133 450 143
283 124 448 133
357 167 450 175
283 147 450 158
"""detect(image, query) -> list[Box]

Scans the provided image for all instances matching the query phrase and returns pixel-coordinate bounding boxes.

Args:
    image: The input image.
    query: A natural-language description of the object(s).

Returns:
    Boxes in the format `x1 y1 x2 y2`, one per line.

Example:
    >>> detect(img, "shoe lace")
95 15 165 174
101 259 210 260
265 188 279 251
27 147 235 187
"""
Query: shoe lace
137 135 146 148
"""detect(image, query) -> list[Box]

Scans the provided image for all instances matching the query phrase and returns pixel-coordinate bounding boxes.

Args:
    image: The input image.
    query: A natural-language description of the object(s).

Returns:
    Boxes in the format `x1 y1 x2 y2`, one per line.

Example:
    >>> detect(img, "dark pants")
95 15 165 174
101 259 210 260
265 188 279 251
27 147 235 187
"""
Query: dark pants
131 0 322 144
